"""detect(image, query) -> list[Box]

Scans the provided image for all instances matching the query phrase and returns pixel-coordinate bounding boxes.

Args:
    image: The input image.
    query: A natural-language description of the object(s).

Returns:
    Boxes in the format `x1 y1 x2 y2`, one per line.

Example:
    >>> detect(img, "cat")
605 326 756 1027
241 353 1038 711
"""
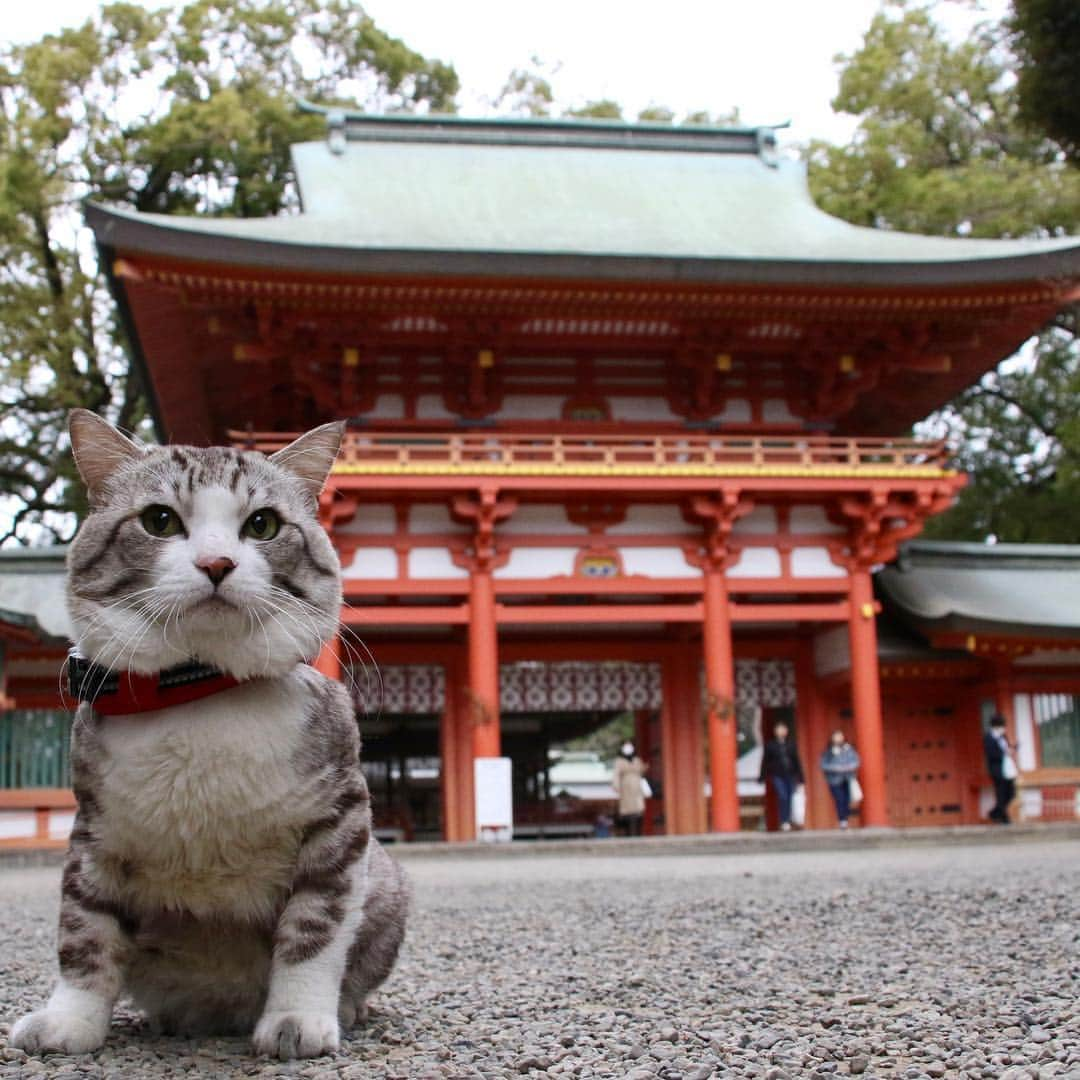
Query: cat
9 409 409 1060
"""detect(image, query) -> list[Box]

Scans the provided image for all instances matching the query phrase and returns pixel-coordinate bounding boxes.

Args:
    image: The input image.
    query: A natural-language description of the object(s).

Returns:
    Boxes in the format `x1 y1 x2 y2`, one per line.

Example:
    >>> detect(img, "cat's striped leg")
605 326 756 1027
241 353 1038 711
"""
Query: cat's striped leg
9 839 129 1054
253 784 372 1060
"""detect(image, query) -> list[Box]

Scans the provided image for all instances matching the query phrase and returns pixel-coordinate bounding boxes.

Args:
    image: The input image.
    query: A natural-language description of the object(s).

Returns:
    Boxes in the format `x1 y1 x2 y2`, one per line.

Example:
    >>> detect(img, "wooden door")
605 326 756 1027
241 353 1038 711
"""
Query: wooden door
883 698 965 827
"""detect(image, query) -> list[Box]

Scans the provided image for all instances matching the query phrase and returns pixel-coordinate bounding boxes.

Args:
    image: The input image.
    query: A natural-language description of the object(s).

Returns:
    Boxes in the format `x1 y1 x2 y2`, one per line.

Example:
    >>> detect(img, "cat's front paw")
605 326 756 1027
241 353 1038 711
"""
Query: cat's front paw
9 1008 107 1055
252 1011 340 1059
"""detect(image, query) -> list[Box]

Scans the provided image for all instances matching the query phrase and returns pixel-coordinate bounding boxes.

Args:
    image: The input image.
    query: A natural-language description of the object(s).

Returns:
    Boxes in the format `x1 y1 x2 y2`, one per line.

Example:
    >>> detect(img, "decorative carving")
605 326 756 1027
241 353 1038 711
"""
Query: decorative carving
450 488 517 572
317 489 359 533
827 485 958 571
685 490 755 571
463 685 495 730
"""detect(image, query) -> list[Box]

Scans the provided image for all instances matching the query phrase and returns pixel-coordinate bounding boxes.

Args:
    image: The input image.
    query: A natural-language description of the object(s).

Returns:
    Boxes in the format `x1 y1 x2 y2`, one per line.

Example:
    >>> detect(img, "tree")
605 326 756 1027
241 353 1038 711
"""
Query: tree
0 0 458 545
1011 0 1080 163
807 1 1080 542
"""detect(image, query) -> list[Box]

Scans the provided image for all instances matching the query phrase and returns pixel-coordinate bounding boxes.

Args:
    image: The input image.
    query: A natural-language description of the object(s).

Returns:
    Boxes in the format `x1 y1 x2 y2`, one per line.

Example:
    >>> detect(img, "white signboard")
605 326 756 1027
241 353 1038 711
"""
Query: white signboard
475 756 513 843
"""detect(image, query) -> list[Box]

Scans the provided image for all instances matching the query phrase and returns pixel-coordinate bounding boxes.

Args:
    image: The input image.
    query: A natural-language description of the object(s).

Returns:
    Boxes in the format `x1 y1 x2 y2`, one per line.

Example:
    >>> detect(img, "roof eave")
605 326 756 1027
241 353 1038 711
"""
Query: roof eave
85 203 1080 290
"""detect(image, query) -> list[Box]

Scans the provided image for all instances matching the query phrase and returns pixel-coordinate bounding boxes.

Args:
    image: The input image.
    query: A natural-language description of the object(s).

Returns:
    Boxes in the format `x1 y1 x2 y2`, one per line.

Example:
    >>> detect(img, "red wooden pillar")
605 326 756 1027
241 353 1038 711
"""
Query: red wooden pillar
848 569 888 827
468 568 501 760
690 491 753 834
451 488 515 840
441 662 460 842
676 647 706 834
313 633 343 680
659 655 681 835
703 566 740 832
795 640 828 829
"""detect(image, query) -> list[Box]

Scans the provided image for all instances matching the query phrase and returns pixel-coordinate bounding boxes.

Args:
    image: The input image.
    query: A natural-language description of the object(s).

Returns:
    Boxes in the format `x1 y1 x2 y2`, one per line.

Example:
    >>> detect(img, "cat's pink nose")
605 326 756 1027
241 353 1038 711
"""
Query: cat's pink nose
196 556 236 586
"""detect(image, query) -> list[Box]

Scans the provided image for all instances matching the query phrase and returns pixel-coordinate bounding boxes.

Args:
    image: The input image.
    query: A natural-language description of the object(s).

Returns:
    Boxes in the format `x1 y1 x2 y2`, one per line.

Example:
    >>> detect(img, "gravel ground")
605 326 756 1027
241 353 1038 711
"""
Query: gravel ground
0 836 1077 1079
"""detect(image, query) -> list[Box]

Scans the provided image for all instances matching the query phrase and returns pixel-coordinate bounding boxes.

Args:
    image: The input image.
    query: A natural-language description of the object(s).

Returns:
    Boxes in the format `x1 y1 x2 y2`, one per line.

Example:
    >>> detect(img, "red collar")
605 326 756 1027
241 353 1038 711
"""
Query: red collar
67 654 242 716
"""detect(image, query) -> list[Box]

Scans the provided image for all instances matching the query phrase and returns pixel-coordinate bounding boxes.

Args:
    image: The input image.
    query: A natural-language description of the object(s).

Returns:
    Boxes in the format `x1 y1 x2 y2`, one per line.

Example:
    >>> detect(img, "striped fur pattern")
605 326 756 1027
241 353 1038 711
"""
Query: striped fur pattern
9 412 409 1060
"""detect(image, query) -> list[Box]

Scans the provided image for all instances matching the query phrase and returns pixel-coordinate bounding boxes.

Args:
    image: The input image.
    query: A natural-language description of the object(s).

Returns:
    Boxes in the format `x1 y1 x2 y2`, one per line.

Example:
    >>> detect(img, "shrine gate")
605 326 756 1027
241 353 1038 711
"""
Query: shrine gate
70 110 1080 839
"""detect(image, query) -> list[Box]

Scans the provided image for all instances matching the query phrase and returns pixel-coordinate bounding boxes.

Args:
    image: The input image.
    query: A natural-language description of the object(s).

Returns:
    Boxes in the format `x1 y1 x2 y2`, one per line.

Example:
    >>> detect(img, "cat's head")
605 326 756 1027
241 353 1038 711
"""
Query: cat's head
65 410 344 680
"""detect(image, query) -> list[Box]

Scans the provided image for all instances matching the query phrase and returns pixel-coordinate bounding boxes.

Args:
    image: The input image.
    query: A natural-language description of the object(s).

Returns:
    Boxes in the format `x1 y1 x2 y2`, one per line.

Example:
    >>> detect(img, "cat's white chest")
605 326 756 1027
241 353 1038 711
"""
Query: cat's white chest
90 674 322 920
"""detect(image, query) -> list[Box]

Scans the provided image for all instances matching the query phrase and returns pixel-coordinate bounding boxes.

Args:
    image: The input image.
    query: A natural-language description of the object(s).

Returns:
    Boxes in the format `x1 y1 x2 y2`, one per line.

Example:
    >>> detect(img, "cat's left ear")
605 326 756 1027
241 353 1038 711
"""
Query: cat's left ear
269 421 344 499
69 408 145 503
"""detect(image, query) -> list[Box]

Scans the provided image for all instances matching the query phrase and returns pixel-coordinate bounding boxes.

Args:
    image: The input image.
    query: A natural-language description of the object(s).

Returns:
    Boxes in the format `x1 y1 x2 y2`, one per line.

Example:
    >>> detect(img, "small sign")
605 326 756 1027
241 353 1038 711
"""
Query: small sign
475 756 513 843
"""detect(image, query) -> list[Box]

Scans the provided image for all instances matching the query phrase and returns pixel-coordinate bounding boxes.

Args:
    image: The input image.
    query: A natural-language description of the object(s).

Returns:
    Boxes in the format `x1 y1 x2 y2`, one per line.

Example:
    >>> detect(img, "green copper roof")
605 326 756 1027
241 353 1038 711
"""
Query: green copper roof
86 112 1080 286
879 541 1080 637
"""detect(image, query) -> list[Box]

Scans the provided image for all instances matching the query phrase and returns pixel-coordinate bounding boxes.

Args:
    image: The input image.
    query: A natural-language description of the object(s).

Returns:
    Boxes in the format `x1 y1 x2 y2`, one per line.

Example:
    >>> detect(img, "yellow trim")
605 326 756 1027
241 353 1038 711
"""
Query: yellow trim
331 462 957 479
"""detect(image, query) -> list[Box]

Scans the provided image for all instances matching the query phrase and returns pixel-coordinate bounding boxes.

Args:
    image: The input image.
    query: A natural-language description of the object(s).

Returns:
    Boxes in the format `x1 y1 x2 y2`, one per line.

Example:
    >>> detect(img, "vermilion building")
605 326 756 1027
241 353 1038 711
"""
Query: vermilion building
3 111 1079 843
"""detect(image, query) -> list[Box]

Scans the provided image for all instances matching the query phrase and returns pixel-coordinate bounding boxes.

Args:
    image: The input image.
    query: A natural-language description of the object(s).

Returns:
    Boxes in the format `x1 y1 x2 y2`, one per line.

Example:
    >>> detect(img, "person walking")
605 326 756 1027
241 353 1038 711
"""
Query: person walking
759 721 805 831
820 729 860 829
612 741 648 837
983 714 1018 824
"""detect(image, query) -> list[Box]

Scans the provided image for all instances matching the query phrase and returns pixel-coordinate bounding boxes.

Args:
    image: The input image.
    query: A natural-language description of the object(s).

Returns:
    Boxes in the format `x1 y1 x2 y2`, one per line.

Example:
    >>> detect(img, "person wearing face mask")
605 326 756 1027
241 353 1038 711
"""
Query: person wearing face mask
612 741 649 837
820 729 861 829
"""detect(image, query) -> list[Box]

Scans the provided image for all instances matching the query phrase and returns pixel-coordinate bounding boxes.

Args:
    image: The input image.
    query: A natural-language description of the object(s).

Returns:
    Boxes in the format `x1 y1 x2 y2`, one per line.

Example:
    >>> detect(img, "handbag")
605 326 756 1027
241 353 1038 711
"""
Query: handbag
849 777 864 806
790 785 806 827
640 777 653 799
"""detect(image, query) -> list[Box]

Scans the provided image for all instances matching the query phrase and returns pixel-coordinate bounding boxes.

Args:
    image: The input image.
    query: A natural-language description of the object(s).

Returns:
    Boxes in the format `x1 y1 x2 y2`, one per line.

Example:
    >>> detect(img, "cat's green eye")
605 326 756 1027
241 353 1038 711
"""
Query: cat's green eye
242 508 280 541
140 504 184 538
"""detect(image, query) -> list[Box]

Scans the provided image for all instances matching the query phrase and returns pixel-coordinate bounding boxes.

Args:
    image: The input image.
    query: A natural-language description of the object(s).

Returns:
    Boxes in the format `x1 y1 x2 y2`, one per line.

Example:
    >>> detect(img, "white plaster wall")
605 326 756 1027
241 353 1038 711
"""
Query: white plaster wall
409 505 469 534
0 812 36 840
367 393 405 419
497 395 564 420
495 547 578 579
499 506 586 535
791 546 847 578
733 506 778 535
335 504 397 535
763 398 799 424
717 398 752 423
814 625 850 676
790 505 844 534
409 548 469 579
608 505 692 536
1014 694 1038 771
1018 788 1043 822
619 546 701 578
416 394 457 419
727 547 782 578
609 397 680 422
341 547 399 580
50 811 76 840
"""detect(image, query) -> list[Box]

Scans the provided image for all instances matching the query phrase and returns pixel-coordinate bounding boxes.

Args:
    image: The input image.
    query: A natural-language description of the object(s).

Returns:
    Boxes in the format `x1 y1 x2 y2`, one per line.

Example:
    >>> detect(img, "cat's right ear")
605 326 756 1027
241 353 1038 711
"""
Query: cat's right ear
68 409 144 503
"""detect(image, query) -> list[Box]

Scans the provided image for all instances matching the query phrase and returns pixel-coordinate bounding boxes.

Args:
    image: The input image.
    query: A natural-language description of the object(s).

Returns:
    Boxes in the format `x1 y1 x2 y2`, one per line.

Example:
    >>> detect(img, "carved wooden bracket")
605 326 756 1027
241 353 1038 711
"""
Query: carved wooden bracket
317 489 359 533
450 488 517 572
685 490 755 572
827 485 958 571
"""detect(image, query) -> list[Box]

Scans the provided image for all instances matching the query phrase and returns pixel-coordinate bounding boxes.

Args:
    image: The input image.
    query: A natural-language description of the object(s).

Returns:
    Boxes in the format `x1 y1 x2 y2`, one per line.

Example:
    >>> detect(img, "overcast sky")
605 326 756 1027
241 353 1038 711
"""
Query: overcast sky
10 0 1010 149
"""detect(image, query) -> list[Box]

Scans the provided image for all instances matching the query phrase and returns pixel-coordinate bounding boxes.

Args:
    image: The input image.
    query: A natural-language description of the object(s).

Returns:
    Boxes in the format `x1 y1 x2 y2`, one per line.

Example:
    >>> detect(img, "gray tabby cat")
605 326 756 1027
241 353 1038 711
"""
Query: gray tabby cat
9 410 408 1059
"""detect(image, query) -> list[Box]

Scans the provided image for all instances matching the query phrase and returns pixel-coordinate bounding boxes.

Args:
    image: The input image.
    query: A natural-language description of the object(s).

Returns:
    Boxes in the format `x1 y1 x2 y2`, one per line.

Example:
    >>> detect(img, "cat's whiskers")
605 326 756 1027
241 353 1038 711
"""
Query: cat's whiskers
261 586 380 714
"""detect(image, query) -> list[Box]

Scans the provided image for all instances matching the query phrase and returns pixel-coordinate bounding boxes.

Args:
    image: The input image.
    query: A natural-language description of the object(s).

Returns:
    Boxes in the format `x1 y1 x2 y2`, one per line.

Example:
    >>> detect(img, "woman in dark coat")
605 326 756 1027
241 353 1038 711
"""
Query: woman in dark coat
759 721 805 831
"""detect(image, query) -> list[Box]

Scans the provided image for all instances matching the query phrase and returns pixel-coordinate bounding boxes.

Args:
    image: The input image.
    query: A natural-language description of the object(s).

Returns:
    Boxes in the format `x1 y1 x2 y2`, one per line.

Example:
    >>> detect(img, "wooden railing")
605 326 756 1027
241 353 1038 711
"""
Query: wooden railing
229 430 953 476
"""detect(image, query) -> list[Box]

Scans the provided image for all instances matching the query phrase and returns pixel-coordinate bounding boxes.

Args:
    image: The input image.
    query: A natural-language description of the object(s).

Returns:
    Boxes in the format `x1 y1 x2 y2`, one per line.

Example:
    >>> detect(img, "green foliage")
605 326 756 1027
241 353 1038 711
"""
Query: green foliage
1011 0 1080 163
564 99 623 120
807 3 1080 237
0 0 457 545
922 325 1080 542
809 1 1080 542
637 105 675 124
564 711 636 761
